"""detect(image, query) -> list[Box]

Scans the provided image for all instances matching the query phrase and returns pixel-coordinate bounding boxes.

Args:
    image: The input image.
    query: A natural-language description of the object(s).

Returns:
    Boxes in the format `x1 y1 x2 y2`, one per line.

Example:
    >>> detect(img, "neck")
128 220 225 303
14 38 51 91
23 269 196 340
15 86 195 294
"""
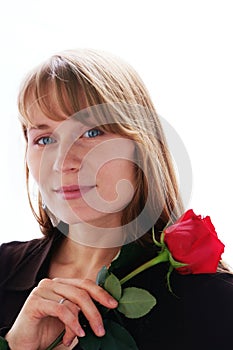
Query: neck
68 221 126 248
50 224 122 280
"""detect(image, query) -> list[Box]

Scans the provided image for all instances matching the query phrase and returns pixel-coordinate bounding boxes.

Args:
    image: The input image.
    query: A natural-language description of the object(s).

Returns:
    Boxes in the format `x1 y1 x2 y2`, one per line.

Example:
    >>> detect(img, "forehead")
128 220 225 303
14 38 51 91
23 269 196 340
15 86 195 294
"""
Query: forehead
21 75 90 128
20 74 138 138
25 94 67 127
26 99 115 135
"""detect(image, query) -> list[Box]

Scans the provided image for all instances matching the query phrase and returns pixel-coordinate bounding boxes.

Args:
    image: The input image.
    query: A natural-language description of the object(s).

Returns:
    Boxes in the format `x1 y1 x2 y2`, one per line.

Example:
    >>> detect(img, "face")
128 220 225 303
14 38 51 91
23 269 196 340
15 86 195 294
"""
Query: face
26 102 136 229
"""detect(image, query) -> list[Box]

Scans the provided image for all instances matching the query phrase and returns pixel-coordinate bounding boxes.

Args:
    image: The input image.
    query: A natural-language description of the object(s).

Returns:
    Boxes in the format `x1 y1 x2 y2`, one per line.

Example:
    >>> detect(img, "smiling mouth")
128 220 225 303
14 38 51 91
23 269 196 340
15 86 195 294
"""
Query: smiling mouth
55 185 94 200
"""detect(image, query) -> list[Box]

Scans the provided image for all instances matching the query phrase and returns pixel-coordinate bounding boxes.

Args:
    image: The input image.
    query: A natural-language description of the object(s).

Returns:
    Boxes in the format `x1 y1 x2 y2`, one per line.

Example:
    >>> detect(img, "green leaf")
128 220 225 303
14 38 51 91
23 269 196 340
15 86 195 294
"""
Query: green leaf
0 337 9 350
104 273 122 301
96 265 109 286
79 328 102 350
102 319 138 350
118 287 156 318
79 319 138 350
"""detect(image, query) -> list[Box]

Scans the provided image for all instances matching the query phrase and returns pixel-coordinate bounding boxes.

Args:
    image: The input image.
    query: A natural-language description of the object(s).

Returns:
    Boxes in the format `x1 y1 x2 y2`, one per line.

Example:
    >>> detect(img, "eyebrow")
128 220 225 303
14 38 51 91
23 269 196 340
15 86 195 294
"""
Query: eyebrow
28 124 51 132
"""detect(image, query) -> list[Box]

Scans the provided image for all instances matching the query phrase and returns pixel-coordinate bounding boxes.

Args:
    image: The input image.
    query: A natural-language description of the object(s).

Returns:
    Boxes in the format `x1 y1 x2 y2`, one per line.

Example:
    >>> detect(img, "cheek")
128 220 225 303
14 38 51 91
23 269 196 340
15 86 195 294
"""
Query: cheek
97 160 136 199
26 149 46 184
100 159 135 180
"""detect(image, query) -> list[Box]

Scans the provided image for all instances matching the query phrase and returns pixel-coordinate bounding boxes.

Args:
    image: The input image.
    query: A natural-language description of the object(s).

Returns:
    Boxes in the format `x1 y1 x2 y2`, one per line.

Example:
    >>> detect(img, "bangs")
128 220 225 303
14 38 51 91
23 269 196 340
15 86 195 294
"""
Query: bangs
18 57 144 141
18 58 94 127
18 51 157 145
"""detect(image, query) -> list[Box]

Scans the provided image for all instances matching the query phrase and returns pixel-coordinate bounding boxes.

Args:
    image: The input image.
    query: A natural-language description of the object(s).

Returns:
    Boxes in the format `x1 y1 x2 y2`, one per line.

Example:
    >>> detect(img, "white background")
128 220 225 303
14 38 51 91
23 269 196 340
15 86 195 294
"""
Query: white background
0 0 232 266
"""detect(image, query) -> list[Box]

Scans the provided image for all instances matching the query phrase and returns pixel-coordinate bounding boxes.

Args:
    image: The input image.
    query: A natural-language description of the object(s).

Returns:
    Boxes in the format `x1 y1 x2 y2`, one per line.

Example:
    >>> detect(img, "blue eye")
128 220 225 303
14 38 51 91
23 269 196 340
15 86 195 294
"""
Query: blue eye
83 128 103 138
37 136 56 145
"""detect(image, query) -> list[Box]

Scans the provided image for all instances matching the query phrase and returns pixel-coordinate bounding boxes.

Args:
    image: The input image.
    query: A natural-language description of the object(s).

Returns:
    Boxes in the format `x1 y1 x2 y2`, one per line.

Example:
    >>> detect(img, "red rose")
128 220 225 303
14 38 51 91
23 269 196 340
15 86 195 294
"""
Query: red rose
164 209 225 274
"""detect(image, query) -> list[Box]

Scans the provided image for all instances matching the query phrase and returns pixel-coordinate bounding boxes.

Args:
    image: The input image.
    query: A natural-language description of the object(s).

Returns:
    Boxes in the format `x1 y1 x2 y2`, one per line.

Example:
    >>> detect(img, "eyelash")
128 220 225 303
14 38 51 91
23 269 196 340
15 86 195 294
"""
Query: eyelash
35 136 56 146
82 128 104 138
34 128 104 146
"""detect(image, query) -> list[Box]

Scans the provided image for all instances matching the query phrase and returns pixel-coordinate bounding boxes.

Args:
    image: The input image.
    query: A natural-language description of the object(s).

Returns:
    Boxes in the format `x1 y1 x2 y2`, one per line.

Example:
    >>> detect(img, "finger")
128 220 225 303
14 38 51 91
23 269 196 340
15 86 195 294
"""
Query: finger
36 278 118 309
27 294 85 337
62 327 80 348
35 278 117 308
33 279 66 303
53 277 118 308
34 278 116 337
53 285 106 337
49 280 113 336
61 303 84 346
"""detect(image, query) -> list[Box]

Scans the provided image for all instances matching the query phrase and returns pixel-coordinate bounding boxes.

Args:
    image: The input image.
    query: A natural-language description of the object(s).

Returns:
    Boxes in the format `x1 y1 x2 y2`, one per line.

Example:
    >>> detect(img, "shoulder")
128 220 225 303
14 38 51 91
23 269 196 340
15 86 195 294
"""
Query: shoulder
172 271 233 342
139 266 233 325
0 238 50 282
144 268 233 348
173 270 233 301
0 238 46 262
0 229 65 290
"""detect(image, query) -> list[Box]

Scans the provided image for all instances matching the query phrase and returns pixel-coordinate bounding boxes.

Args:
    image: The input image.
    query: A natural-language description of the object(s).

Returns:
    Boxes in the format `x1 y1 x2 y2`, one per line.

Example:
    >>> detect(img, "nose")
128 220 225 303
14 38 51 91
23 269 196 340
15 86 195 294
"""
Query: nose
53 143 81 173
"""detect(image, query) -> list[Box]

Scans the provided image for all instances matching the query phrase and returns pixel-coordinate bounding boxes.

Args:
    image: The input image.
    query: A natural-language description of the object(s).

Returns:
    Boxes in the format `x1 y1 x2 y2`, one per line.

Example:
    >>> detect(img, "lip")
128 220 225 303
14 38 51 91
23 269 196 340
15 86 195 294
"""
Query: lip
55 185 94 200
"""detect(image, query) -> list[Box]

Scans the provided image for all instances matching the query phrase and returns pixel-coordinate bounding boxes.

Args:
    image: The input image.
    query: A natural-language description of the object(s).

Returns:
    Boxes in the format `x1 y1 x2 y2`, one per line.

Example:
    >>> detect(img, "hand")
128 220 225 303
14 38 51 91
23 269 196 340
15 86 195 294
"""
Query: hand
5 277 118 349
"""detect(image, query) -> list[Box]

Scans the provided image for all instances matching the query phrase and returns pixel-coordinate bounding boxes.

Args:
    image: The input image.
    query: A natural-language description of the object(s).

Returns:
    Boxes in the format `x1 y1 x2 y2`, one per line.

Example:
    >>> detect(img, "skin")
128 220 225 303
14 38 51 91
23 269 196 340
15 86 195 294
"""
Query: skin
27 108 135 230
6 102 136 349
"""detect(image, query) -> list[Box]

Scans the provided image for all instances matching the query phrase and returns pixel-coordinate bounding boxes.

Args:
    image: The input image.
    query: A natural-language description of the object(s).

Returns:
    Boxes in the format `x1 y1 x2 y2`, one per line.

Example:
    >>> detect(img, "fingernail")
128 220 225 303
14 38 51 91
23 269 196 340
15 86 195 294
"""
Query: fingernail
109 298 118 307
77 328 85 337
97 325 105 336
75 326 86 337
64 339 73 347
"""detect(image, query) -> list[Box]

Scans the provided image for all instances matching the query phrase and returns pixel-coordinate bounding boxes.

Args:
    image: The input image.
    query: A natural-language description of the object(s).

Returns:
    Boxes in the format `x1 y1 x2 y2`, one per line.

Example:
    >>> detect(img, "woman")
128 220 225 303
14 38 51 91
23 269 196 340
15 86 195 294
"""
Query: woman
0 49 232 350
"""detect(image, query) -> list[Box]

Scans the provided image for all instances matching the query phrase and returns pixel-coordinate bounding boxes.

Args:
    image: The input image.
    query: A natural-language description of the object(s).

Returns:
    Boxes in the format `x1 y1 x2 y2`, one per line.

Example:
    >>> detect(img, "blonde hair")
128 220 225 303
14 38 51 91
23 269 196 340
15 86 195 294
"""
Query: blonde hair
18 49 184 245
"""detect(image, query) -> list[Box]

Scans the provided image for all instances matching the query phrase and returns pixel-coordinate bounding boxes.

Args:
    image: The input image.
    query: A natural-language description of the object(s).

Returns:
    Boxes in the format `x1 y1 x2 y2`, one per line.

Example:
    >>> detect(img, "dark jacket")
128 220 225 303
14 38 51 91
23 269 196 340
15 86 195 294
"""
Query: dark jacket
1 231 233 350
